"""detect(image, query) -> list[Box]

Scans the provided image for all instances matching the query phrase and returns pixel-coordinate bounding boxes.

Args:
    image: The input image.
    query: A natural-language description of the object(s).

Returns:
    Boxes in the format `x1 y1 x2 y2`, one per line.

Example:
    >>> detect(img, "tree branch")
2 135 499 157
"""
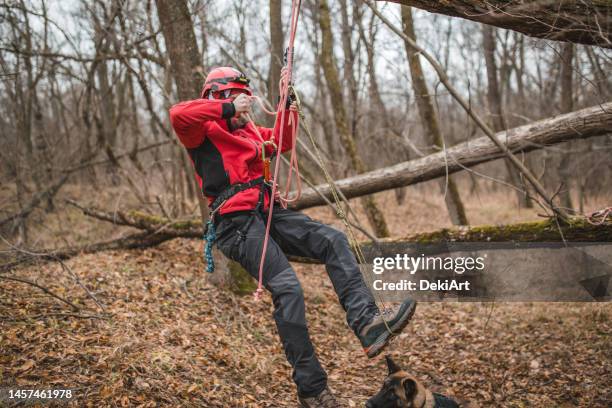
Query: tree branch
291 103 612 210
379 0 612 48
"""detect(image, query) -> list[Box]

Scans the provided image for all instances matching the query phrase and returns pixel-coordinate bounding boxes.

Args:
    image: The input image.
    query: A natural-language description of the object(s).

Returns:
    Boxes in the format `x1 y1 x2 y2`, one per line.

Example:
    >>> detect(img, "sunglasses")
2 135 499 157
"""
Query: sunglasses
206 75 250 86
208 89 249 100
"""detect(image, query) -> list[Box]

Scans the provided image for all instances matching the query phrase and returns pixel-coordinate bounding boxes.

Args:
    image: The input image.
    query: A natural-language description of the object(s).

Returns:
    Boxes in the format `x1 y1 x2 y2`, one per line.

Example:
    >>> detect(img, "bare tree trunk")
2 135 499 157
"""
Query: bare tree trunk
482 24 530 208
557 43 575 211
318 0 390 238
94 34 120 184
268 0 283 109
197 4 210 71
338 0 359 137
357 9 385 119
155 0 203 101
156 0 253 292
585 47 611 100
514 33 525 101
401 6 468 225
507 32 535 208
355 5 409 204
156 0 204 218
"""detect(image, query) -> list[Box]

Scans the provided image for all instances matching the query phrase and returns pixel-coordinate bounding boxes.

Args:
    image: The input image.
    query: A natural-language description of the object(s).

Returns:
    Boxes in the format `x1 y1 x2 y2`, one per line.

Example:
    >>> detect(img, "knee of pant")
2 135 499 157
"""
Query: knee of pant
321 227 349 250
267 268 304 301
268 268 305 324
278 281 304 301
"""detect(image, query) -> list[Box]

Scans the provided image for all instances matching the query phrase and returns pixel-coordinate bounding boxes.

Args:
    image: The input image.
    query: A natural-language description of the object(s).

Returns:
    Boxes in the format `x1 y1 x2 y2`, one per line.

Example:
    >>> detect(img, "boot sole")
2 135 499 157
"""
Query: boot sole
363 300 416 359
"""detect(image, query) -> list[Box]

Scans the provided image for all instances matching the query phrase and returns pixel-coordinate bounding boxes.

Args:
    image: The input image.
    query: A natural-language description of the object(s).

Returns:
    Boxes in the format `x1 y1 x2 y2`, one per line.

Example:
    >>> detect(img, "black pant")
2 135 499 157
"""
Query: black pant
214 205 378 398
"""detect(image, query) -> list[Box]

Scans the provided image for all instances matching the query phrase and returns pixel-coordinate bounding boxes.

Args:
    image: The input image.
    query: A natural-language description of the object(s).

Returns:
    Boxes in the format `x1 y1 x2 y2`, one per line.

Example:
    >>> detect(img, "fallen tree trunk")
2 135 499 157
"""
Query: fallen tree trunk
298 217 612 263
65 199 201 236
0 231 174 273
380 0 612 48
3 205 609 271
367 217 612 250
291 103 612 210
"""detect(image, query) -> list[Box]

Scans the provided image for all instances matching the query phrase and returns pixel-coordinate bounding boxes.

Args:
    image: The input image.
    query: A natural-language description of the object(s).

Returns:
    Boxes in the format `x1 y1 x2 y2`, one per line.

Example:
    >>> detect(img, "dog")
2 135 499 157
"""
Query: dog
366 355 460 408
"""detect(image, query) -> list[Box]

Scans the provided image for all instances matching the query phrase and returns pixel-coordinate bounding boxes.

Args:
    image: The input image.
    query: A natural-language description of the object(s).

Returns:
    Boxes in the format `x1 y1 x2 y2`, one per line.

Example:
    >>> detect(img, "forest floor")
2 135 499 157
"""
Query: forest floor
1 185 611 407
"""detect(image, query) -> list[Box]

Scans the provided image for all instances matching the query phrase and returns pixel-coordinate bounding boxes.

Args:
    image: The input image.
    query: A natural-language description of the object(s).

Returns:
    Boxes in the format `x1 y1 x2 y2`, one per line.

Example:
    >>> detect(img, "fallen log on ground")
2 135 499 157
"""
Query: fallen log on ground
3 203 609 271
69 203 612 245
380 0 612 48
292 217 612 263
291 103 612 210
65 199 201 236
0 231 175 273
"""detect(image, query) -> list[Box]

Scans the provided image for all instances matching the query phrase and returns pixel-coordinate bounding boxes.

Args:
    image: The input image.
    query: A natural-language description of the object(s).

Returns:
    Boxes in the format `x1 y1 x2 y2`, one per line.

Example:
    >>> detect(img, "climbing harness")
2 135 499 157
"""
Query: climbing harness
203 177 270 272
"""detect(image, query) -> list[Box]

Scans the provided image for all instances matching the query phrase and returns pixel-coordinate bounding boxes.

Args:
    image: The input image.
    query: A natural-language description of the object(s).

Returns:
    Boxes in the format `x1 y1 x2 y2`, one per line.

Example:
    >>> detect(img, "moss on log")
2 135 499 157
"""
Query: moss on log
229 261 258 295
287 217 612 263
384 217 612 244
126 210 202 234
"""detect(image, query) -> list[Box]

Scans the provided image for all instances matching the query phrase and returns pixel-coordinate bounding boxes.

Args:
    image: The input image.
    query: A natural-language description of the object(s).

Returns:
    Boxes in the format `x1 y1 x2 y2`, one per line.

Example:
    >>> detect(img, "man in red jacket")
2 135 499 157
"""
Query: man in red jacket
169 67 416 408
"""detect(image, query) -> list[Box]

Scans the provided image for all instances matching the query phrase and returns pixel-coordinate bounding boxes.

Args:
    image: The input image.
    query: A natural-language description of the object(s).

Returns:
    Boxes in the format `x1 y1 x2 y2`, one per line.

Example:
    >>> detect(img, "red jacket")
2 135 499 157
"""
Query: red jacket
169 98 297 215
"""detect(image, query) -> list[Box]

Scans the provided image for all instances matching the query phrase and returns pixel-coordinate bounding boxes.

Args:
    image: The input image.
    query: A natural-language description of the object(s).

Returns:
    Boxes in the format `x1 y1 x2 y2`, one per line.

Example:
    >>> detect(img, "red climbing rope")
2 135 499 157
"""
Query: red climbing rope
253 0 302 300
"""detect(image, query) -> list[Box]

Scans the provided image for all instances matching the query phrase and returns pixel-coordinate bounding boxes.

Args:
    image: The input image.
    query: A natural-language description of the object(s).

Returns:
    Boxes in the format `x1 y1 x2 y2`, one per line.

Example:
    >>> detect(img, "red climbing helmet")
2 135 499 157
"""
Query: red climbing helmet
201 67 252 98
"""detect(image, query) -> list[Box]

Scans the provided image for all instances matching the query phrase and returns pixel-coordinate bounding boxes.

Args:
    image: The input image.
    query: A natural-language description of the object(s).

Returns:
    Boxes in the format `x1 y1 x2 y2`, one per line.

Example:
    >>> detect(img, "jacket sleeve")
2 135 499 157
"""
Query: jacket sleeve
257 108 298 155
169 99 236 148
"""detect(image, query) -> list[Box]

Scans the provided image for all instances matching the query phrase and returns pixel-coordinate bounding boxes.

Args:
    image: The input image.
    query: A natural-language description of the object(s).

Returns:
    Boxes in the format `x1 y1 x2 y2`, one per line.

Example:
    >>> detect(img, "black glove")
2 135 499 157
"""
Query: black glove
277 89 296 110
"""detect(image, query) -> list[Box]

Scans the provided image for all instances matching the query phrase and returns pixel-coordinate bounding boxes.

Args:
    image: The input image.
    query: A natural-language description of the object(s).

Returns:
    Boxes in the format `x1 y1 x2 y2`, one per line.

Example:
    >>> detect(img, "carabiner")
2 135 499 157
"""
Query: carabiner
261 140 278 182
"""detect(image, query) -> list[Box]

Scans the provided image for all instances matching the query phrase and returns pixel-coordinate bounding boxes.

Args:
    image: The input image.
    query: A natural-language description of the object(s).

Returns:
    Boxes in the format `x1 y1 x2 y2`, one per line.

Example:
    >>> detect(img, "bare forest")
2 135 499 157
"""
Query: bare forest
1 0 611 407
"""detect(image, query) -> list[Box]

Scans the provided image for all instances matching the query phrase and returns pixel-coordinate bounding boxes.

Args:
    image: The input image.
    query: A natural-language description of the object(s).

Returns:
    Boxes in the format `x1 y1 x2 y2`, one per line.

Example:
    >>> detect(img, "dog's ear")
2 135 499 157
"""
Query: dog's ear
385 355 401 374
403 378 417 400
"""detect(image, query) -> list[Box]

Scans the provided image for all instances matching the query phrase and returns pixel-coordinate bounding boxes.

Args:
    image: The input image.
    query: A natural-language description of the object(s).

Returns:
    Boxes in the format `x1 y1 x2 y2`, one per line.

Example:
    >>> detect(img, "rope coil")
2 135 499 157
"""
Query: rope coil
204 220 216 273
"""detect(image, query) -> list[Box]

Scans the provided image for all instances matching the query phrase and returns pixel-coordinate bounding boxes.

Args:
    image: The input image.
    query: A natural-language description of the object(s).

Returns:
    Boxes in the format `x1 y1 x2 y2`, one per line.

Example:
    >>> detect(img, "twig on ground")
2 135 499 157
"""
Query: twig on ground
0 312 109 321
0 275 80 311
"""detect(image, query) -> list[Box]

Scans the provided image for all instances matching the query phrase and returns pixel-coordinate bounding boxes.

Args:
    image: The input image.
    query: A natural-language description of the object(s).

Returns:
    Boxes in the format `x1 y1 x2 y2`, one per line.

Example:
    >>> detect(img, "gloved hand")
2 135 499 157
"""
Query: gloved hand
277 67 297 110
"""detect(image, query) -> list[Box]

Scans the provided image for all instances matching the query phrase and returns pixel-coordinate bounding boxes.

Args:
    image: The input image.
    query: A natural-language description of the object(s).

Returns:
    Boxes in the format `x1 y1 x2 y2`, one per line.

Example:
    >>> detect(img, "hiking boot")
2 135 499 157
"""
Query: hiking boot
298 386 340 408
359 298 417 358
